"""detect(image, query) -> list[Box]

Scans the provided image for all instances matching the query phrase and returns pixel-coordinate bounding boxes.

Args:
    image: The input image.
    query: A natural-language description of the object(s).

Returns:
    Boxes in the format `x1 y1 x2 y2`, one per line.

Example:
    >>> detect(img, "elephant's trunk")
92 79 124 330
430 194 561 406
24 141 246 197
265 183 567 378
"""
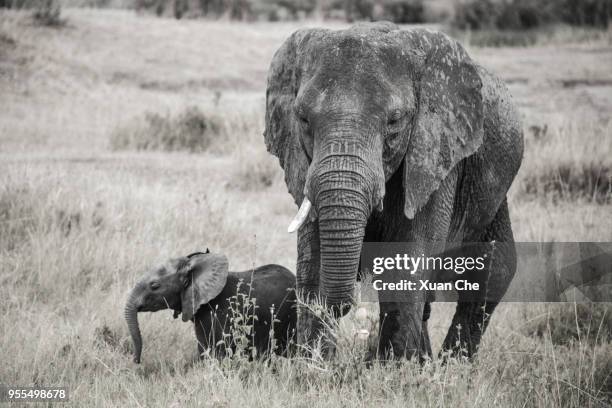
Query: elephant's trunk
124 289 142 364
318 209 366 311
311 147 377 313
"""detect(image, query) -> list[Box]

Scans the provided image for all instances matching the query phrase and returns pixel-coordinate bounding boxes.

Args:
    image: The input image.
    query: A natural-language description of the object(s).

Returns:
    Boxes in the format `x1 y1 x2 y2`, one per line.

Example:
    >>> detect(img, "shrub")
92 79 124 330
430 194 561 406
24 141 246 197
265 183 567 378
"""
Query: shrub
339 0 426 23
383 0 424 24
496 0 552 30
453 0 498 30
0 0 27 8
452 0 611 31
271 0 316 19
32 0 64 27
227 0 253 20
0 0 65 25
109 107 222 152
339 0 375 22
562 0 612 28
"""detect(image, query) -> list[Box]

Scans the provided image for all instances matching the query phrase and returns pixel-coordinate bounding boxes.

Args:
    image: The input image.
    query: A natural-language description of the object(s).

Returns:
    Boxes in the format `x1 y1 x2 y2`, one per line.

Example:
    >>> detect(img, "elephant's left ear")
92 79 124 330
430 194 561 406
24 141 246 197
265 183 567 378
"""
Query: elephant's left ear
400 30 484 219
180 253 229 322
264 28 326 207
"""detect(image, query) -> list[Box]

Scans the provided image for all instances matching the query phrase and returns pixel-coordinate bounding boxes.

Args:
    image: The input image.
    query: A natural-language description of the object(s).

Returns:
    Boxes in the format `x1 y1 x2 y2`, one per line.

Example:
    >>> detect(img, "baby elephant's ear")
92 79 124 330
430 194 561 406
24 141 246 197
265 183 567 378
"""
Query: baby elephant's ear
180 253 229 322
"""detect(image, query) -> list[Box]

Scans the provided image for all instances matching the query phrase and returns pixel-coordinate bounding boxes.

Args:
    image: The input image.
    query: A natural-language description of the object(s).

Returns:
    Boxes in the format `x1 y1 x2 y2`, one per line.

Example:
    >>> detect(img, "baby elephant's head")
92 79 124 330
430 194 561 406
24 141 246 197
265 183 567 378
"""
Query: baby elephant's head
124 250 229 363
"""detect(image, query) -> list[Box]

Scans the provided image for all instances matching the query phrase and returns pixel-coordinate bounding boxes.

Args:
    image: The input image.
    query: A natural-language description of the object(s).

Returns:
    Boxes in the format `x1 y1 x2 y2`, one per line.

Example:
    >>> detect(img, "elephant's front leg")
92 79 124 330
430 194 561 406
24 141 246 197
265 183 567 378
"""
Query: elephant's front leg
442 200 517 359
373 170 457 361
377 268 429 361
420 301 433 357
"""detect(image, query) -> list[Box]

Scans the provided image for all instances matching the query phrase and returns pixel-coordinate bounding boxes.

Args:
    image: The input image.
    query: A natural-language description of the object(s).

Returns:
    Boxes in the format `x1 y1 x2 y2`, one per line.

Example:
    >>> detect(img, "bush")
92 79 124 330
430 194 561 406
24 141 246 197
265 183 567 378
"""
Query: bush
562 0 612 28
32 0 64 27
271 0 316 18
339 0 426 23
134 0 317 20
109 107 222 152
453 0 498 30
453 0 611 31
0 0 65 26
333 0 372 22
136 0 429 22
383 0 424 23
495 0 555 30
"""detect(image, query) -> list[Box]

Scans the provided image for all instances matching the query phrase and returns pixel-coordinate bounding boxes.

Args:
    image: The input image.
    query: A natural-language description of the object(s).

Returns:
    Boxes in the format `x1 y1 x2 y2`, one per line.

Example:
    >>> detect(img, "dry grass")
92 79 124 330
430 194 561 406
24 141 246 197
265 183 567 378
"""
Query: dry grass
0 9 610 407
109 107 223 152
514 114 612 205
449 24 612 48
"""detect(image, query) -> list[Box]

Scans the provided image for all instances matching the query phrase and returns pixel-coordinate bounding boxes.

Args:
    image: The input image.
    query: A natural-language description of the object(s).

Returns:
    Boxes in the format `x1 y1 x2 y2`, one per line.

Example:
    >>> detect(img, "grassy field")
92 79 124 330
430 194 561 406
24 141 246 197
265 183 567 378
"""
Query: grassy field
0 9 611 407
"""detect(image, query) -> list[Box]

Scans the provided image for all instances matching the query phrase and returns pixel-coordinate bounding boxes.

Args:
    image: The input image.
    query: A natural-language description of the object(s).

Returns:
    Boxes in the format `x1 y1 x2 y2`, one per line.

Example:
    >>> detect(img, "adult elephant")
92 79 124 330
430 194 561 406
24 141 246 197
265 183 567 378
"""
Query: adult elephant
264 22 523 360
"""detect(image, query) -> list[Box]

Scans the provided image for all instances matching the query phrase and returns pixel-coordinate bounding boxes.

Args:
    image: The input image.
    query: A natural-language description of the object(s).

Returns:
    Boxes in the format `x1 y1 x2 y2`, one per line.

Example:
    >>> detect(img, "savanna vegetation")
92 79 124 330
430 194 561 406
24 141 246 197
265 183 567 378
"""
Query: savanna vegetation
0 7 610 407
2 0 611 30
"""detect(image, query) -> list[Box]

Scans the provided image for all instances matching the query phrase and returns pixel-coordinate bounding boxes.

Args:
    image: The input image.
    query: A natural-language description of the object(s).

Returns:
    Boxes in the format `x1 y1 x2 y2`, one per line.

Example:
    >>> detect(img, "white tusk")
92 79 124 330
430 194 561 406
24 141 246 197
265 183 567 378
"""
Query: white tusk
287 198 312 233
355 307 368 322
355 329 370 341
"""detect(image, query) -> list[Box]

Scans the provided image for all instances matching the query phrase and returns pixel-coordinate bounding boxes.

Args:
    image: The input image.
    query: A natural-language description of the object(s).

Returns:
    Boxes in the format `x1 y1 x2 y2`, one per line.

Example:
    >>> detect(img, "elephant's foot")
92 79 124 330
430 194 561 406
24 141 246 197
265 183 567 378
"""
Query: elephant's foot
420 302 433 360
440 301 497 359
378 303 428 362
296 303 337 360
420 321 433 360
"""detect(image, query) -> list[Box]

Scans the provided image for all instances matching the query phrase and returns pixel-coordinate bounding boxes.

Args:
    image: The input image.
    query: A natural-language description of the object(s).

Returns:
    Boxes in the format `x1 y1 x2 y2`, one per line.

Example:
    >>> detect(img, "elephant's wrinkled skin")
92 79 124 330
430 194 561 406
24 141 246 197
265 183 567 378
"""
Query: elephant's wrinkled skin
264 22 523 360
125 252 296 363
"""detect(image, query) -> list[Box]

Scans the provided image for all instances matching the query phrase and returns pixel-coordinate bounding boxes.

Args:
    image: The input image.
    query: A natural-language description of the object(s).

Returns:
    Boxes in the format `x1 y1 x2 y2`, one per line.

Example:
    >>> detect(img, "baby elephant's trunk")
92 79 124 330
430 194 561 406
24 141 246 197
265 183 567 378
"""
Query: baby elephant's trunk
124 289 142 363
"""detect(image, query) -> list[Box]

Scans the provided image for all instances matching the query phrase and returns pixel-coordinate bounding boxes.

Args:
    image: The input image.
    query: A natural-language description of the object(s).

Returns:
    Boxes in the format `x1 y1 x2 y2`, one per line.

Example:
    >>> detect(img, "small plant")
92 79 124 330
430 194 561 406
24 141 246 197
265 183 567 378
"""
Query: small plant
291 291 344 363
225 279 259 359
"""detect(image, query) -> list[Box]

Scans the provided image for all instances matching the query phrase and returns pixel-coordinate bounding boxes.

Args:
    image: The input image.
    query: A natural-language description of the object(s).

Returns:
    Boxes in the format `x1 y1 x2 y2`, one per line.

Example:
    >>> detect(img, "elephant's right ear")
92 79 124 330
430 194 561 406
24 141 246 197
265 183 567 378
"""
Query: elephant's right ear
264 29 324 205
179 253 228 322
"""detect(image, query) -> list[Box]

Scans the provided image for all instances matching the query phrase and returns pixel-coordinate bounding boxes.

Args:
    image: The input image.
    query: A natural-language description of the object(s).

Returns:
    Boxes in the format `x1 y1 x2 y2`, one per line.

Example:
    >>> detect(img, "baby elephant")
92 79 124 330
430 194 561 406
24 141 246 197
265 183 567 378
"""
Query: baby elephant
124 250 296 363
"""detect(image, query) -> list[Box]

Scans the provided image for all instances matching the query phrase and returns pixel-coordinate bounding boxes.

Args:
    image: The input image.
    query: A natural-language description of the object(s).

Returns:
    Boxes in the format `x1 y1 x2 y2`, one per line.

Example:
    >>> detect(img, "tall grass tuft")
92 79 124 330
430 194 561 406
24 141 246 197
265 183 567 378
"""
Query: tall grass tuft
523 303 611 345
515 115 612 204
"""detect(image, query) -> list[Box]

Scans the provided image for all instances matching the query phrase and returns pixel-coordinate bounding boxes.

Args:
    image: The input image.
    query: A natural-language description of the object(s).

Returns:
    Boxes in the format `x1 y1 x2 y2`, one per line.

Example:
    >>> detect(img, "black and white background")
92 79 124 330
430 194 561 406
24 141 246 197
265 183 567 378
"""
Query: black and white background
1 0 611 406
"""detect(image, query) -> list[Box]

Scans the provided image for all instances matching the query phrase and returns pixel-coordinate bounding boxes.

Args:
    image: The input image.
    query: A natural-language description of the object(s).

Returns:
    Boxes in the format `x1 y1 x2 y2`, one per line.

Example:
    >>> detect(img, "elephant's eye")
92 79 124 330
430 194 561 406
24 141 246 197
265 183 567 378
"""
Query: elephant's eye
150 281 161 290
294 106 309 127
387 110 407 129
